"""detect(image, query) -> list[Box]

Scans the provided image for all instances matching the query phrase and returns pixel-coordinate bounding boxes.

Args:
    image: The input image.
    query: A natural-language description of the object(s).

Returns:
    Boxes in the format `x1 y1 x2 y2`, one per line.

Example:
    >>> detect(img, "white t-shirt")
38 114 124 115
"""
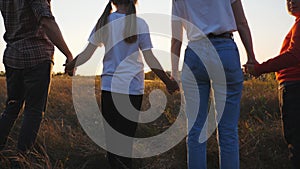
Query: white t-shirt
89 12 153 95
172 0 237 41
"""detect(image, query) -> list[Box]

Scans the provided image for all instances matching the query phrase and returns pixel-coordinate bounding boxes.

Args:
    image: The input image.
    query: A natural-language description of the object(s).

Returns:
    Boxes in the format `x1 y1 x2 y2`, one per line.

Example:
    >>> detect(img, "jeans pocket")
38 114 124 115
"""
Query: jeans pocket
219 48 241 72
218 48 243 84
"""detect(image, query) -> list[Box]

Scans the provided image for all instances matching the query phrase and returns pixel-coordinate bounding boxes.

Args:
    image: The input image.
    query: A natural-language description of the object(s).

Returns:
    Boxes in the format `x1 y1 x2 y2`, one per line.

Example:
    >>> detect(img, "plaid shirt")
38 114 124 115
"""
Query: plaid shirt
0 0 55 69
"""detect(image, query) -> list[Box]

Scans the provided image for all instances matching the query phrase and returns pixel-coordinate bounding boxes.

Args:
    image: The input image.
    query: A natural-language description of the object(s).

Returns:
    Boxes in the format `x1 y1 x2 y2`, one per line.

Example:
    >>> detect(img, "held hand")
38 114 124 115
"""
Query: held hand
166 78 180 95
243 63 260 77
64 59 76 76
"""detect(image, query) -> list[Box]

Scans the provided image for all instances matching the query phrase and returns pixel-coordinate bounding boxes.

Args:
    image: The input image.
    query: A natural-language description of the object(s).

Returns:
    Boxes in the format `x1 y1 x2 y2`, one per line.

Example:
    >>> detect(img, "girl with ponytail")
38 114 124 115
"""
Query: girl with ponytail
65 0 179 168
95 0 137 43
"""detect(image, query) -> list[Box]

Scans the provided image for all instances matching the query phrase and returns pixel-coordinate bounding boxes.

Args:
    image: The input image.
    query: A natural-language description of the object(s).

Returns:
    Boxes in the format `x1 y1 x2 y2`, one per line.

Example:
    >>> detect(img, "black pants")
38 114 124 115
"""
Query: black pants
101 91 143 169
279 83 300 169
0 62 52 152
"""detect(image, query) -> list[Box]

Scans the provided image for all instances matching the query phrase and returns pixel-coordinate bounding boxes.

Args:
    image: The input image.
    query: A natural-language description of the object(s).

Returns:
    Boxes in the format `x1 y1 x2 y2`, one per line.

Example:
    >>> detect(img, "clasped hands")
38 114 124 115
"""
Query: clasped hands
63 58 180 95
64 58 76 77
243 60 261 78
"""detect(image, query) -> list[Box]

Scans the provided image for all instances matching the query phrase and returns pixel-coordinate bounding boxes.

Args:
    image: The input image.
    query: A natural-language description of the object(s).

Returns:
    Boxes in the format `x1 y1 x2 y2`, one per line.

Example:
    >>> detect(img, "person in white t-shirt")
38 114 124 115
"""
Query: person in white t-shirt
171 0 257 169
65 0 179 168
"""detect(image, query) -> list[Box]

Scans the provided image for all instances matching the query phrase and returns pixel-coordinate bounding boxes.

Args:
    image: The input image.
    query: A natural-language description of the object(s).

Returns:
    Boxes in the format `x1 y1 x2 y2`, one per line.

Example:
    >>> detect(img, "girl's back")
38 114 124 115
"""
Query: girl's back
89 12 153 95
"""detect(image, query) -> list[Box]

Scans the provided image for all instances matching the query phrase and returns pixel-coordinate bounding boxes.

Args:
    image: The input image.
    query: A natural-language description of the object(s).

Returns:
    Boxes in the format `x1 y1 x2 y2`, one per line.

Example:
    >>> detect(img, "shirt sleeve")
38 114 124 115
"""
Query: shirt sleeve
256 21 300 74
138 20 153 51
88 26 104 47
29 0 54 22
172 0 184 22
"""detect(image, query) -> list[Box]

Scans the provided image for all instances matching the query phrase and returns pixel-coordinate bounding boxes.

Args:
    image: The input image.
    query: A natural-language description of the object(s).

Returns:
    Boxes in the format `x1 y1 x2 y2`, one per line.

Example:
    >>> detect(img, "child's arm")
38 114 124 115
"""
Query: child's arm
244 21 300 76
65 43 98 71
142 49 179 94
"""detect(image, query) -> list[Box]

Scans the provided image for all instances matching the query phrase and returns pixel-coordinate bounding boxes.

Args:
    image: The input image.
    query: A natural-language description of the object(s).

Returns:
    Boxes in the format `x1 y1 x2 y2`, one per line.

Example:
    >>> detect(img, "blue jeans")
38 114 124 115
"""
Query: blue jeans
182 38 243 169
0 61 52 152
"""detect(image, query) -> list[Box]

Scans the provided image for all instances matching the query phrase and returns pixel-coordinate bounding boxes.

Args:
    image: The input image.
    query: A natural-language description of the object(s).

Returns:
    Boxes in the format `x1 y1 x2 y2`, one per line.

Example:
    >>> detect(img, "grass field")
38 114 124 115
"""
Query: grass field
0 75 291 169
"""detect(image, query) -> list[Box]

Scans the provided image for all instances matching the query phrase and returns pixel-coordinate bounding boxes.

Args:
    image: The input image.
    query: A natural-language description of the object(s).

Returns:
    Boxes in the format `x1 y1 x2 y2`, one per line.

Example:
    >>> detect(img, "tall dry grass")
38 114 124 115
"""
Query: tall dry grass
0 75 291 169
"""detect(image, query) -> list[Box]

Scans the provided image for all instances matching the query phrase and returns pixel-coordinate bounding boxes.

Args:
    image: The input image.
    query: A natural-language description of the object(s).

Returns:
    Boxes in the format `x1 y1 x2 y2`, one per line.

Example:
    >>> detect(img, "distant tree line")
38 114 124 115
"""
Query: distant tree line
243 72 276 82
0 70 276 82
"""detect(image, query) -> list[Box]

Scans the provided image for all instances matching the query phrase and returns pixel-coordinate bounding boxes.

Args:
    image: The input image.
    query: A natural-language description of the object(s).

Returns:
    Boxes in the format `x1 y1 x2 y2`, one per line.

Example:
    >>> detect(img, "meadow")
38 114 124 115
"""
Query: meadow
0 74 291 169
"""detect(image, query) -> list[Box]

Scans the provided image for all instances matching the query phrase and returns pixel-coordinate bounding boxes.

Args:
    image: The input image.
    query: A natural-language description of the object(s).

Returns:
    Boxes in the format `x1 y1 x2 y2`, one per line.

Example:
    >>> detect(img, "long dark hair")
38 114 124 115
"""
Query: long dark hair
95 0 138 44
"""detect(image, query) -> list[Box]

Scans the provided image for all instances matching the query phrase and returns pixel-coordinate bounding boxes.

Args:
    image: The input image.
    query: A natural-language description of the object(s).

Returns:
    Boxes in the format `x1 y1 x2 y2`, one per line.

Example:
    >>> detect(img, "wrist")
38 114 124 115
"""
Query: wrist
66 56 72 63
171 70 179 81
247 55 256 62
65 51 73 60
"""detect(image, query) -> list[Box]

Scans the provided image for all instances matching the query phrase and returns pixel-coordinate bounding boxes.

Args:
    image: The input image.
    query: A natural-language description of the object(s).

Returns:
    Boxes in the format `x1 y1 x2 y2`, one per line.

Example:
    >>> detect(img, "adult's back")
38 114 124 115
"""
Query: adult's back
0 0 54 69
0 0 73 153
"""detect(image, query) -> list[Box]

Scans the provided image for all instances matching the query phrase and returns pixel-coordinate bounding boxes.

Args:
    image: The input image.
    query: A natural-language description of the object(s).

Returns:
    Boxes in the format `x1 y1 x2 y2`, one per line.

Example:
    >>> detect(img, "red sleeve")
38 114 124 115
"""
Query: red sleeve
255 21 300 74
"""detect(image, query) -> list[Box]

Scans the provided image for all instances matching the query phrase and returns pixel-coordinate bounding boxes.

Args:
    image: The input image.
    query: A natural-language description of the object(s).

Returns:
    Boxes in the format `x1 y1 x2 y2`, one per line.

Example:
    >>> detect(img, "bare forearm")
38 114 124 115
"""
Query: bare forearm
171 19 183 78
152 68 172 85
40 18 73 61
66 43 97 69
171 38 182 78
232 0 256 63
237 23 256 61
143 50 172 85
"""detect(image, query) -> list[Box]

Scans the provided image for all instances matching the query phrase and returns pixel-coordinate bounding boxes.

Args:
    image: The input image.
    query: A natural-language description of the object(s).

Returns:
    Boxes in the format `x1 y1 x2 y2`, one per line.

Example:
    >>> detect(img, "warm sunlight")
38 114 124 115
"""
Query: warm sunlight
0 0 294 74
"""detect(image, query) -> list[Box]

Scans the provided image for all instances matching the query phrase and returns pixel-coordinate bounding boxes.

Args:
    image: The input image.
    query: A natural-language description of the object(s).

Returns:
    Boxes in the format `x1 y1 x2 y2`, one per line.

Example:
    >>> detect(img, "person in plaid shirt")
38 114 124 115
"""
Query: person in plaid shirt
0 0 73 153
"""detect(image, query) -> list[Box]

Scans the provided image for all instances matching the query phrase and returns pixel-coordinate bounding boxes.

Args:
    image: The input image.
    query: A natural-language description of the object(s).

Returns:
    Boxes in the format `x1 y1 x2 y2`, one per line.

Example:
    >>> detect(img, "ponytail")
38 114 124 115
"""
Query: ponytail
124 0 137 43
95 1 112 32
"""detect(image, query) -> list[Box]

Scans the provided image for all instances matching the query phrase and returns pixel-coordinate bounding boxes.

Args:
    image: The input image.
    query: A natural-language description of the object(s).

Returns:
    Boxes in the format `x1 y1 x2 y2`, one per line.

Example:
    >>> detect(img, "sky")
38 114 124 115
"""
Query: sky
0 0 295 75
